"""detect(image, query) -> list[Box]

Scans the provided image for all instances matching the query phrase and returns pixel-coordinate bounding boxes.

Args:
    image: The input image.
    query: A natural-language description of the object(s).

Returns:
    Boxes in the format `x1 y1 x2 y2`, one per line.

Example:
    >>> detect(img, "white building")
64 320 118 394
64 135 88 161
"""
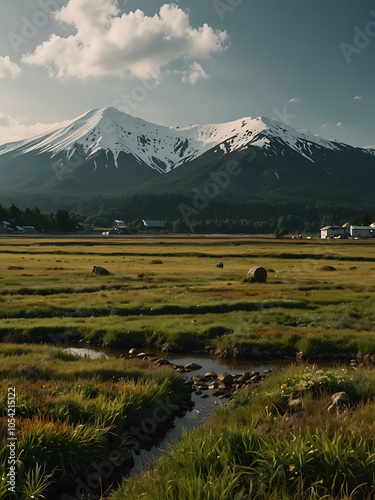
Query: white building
350 225 375 239
320 225 347 239
1 221 12 232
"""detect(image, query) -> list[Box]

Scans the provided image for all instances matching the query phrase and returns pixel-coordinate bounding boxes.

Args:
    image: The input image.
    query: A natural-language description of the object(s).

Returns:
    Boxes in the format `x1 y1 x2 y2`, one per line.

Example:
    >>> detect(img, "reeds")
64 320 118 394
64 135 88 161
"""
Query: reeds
0 344 187 498
112 365 375 499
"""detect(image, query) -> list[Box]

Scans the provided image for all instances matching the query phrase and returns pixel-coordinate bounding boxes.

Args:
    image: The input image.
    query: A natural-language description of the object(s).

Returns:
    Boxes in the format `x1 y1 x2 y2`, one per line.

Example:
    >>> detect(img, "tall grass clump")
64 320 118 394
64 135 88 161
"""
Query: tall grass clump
0 344 188 498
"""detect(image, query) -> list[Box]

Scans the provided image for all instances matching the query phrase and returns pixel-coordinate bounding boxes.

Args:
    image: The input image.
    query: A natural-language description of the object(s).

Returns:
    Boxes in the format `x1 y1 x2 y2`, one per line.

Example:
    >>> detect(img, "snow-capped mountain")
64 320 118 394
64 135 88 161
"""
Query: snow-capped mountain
1 106 369 171
0 107 373 204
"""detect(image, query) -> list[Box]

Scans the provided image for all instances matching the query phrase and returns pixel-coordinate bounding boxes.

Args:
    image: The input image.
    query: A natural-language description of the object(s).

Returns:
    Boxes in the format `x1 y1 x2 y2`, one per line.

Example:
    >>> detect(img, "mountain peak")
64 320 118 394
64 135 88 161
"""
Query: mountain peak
0 107 368 175
0 107 374 207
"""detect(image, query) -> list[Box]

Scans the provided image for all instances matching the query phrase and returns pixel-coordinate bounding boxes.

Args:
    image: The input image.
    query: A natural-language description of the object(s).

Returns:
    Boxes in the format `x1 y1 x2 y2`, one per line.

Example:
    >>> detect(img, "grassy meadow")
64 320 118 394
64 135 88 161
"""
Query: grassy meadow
0 235 374 357
0 235 374 498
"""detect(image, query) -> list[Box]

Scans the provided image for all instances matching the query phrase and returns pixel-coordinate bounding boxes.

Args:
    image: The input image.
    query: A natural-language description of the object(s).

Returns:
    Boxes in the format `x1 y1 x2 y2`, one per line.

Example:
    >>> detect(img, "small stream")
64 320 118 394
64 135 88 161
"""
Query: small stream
65 346 292 475
130 353 287 475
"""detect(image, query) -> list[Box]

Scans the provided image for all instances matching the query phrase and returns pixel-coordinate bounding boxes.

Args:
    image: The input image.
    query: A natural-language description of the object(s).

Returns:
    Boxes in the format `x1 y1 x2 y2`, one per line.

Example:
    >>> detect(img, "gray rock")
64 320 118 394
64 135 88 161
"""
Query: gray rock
184 362 203 371
92 265 110 275
212 388 228 397
217 372 234 386
128 348 139 356
327 391 350 413
161 342 182 353
154 358 171 366
288 398 303 413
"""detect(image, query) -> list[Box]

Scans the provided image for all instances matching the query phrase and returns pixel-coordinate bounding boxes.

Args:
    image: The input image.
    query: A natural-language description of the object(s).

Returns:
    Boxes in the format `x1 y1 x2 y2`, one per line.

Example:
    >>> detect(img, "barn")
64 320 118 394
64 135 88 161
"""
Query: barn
350 225 375 239
320 225 347 239
142 220 165 230
113 220 128 234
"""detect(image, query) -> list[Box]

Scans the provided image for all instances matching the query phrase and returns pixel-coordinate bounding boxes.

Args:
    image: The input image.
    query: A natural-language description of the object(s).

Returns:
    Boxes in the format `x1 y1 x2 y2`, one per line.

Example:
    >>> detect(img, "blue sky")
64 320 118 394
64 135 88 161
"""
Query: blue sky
0 0 374 147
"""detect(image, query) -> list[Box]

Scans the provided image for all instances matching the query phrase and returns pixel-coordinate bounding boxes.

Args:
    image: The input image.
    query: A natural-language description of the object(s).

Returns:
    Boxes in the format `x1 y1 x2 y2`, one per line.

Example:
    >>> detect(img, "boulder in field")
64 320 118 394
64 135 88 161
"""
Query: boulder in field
92 265 110 275
247 266 267 283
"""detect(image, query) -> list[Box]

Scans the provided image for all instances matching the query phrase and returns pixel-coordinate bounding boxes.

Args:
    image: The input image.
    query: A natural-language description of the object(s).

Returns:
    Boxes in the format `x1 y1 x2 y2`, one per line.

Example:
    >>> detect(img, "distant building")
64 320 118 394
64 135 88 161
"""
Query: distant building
113 220 128 234
76 219 85 231
1 221 11 232
350 225 375 239
320 225 347 239
142 220 164 230
23 225 36 233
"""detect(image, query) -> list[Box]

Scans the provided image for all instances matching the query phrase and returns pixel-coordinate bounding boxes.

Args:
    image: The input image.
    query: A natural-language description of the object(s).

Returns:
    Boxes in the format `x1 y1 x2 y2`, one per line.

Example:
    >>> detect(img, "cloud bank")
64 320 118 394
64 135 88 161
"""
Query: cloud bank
22 0 227 83
0 56 22 79
0 113 62 143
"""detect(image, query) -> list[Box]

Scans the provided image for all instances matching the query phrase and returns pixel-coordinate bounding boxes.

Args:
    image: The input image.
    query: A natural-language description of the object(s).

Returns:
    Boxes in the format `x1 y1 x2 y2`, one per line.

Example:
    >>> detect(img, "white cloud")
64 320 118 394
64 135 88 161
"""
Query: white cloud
0 113 60 143
321 122 344 130
354 95 362 100
0 112 17 127
0 56 22 79
288 97 302 103
22 0 228 83
182 63 209 85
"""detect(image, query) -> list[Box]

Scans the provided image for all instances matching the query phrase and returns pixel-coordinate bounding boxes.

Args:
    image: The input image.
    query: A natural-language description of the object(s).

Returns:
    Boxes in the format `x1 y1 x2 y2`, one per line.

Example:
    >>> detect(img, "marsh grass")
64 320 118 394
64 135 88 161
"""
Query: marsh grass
0 344 187 497
1 237 375 498
112 365 375 500
1 236 374 357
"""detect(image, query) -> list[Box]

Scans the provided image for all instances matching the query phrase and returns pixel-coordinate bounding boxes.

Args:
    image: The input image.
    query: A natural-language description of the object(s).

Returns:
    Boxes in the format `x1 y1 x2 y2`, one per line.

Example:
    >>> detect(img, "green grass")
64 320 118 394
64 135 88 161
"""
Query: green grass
0 344 189 498
0 235 375 357
111 365 375 500
1 236 375 498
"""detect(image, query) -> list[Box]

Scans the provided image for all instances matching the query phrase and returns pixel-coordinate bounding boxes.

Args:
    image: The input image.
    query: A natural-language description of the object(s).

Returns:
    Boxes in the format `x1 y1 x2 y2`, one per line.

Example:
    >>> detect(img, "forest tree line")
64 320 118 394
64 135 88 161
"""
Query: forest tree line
1 195 374 234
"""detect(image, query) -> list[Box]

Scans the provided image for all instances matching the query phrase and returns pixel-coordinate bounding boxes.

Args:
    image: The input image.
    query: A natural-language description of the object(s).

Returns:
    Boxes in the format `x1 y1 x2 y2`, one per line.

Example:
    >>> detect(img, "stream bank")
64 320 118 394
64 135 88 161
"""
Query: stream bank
65 346 299 478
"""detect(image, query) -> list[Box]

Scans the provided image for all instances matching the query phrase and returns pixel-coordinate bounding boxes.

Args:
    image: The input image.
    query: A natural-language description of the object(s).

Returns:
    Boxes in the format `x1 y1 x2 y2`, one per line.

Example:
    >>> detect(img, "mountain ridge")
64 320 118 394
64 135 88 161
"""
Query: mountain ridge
0 107 374 207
